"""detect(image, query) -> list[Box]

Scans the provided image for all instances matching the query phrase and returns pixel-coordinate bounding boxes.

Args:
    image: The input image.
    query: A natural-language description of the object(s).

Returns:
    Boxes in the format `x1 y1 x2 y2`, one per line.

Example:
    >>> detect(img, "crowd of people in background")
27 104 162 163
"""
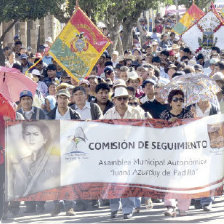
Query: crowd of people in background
1 11 224 220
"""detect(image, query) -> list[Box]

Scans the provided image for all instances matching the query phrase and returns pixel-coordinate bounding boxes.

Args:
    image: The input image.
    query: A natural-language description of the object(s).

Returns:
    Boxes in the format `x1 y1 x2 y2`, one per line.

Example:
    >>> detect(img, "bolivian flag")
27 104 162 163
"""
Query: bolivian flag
49 7 111 81
221 8 224 17
172 3 205 35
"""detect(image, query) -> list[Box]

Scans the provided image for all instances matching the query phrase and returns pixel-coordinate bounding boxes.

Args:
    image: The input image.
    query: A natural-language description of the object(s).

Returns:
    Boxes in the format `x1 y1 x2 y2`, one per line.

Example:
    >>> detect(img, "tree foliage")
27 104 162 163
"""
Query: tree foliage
174 0 212 9
54 0 165 52
0 0 64 22
0 0 65 65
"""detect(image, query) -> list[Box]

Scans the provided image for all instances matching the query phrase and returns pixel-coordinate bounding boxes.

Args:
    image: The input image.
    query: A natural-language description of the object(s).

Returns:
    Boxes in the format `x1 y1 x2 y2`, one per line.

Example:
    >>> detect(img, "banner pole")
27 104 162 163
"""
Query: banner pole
76 0 79 7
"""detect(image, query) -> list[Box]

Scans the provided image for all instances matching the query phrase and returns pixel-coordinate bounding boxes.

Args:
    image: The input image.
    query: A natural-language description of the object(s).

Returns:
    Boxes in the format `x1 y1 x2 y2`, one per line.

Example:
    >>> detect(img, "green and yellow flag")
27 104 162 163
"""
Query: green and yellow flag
220 8 224 17
49 7 111 81
172 3 205 35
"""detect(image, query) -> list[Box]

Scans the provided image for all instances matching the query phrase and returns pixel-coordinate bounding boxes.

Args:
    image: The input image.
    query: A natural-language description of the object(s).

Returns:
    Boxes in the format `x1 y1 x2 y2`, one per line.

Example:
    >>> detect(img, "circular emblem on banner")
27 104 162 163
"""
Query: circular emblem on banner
70 32 89 53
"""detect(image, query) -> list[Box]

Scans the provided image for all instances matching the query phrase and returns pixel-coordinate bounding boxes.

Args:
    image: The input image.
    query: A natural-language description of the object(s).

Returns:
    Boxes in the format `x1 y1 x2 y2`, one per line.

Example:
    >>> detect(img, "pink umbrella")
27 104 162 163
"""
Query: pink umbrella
0 93 15 120
0 66 37 103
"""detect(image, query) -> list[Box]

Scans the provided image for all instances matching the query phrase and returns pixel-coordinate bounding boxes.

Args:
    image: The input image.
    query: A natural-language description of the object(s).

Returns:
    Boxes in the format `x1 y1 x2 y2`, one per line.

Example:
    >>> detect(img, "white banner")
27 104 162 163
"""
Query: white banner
6 115 224 201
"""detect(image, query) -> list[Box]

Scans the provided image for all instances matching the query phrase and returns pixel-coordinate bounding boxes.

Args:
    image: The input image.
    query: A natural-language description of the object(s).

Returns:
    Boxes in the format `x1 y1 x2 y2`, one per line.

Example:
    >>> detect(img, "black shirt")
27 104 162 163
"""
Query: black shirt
141 100 168 119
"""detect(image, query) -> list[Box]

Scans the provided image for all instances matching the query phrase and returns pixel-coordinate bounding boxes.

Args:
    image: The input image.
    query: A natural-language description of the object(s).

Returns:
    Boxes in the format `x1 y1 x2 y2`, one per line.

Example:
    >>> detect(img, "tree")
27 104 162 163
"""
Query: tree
177 0 212 9
0 0 64 65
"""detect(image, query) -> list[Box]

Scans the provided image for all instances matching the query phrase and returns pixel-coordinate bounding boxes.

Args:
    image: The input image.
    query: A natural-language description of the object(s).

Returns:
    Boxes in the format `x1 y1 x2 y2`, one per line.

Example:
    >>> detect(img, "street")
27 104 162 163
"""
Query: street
2 197 224 223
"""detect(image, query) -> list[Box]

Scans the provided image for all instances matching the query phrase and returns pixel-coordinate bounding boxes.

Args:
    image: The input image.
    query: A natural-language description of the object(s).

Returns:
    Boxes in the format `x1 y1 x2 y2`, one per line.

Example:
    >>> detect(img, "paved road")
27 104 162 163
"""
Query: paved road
2 197 224 224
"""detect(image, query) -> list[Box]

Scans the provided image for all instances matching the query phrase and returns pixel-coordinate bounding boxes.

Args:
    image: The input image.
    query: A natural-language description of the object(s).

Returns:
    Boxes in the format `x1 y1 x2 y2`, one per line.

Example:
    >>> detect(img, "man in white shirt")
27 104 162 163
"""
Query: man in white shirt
140 79 156 104
47 89 80 216
71 86 103 120
48 89 80 121
103 87 144 219
104 87 144 120
111 51 119 68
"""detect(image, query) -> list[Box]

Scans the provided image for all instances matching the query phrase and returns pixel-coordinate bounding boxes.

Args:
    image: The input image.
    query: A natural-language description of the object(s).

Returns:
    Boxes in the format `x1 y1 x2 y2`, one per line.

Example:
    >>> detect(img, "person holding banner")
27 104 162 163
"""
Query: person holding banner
16 90 46 213
10 121 60 198
0 115 5 220
71 86 103 120
160 89 194 216
48 88 80 216
95 83 114 115
0 113 25 220
190 99 220 211
103 86 144 219
160 89 194 122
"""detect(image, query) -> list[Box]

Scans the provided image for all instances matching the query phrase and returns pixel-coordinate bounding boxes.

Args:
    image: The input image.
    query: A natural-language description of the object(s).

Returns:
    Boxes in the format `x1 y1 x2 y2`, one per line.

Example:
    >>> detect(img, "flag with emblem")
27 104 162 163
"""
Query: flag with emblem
49 7 111 81
172 3 205 35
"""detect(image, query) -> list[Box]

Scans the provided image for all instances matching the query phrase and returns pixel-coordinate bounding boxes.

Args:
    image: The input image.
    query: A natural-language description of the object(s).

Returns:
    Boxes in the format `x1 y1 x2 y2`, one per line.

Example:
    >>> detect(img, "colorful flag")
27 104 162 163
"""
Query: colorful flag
49 7 111 81
220 8 224 17
172 3 205 35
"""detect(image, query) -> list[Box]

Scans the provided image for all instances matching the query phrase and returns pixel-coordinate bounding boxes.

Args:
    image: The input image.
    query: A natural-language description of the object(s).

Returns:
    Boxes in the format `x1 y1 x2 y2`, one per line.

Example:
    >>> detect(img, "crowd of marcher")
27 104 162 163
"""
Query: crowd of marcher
1 11 224 221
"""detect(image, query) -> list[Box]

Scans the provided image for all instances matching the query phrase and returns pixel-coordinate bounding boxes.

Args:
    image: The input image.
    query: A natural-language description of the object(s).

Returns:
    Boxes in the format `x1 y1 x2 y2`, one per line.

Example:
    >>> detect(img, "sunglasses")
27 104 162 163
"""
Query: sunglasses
172 97 184 103
128 102 138 106
116 96 129 101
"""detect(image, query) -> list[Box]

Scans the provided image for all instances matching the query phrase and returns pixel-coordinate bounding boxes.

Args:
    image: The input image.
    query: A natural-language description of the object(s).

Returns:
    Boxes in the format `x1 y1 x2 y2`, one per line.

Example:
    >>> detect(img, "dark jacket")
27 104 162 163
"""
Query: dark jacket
95 100 114 115
47 107 81 120
141 100 168 119
17 107 46 120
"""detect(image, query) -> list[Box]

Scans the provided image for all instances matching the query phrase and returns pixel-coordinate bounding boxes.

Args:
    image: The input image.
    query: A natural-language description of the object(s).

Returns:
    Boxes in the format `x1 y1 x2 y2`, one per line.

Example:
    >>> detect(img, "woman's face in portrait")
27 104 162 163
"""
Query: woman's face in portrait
24 125 47 152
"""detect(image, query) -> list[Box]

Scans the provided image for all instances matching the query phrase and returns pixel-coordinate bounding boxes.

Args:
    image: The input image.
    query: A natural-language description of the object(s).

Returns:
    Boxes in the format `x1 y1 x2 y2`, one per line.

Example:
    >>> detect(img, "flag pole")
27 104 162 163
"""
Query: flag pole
76 0 79 8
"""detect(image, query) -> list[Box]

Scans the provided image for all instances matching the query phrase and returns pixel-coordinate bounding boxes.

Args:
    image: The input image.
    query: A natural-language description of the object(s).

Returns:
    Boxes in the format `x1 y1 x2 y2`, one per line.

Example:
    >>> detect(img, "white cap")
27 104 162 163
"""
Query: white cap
114 87 129 98
31 69 42 76
43 43 49 48
152 41 158 45
127 71 140 81
45 37 53 43
112 51 119 56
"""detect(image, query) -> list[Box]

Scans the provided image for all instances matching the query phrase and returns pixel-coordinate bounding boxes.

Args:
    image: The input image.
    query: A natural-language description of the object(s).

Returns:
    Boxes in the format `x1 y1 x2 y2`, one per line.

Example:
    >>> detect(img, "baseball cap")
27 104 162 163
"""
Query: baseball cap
152 41 158 46
56 89 70 98
47 64 57 71
142 79 156 87
20 90 33 99
31 69 43 77
104 66 114 74
45 37 53 44
20 54 28 60
79 79 90 86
